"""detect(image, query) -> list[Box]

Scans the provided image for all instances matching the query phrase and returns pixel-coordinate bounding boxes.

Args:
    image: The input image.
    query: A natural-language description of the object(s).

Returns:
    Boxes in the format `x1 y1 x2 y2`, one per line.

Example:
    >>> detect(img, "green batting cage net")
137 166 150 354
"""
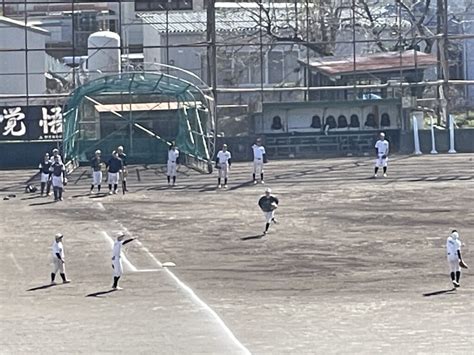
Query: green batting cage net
62 66 215 173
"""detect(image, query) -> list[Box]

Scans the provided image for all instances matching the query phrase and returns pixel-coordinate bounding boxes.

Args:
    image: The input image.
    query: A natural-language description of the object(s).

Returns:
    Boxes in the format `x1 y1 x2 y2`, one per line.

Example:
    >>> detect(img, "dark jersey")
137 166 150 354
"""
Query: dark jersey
118 153 127 166
39 160 52 174
107 156 123 173
91 157 102 172
258 195 279 212
50 162 65 177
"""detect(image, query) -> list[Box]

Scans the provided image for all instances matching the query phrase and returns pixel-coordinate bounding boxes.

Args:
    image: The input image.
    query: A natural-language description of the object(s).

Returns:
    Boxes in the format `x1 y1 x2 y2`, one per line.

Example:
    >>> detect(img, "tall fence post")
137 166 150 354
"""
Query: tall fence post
448 114 456 153
412 113 422 155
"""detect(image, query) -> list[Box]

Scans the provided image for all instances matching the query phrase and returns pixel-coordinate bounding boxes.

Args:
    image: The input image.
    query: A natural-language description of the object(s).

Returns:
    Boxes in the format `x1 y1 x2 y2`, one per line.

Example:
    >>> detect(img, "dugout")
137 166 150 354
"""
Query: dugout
62 68 215 173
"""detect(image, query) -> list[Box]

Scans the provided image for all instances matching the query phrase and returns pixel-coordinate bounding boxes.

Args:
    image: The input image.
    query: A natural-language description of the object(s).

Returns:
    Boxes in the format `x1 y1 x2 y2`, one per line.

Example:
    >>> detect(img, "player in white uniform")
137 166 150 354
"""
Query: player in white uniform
167 144 180 186
50 148 63 164
252 138 267 184
446 230 466 288
216 144 232 189
51 233 70 284
111 232 136 290
90 150 103 194
374 132 389 178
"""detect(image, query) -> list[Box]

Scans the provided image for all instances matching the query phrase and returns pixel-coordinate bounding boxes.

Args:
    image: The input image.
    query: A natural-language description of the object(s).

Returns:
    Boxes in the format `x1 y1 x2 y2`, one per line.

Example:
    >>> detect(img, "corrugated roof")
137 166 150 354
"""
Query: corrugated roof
139 9 294 33
301 50 438 76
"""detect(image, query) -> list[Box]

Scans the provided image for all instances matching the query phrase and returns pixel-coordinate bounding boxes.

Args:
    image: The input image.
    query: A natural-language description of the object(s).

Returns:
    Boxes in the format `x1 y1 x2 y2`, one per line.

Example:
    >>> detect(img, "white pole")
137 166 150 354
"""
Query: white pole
448 114 456 153
413 114 422 155
430 114 438 154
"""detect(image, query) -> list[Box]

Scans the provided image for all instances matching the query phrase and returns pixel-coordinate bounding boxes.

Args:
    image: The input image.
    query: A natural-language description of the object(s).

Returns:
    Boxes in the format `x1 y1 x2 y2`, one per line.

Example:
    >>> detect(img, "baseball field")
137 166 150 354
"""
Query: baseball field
0 154 473 354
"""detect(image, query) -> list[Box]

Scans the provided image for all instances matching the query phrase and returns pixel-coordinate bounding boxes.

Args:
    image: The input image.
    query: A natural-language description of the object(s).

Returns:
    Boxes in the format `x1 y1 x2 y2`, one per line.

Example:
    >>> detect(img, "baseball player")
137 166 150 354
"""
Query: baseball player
39 153 52 197
106 151 123 195
50 148 63 163
50 155 66 201
446 230 468 288
117 146 128 193
252 138 267 184
374 132 389 178
216 144 232 188
111 232 136 290
90 150 103 194
258 187 279 235
167 143 180 186
51 233 70 284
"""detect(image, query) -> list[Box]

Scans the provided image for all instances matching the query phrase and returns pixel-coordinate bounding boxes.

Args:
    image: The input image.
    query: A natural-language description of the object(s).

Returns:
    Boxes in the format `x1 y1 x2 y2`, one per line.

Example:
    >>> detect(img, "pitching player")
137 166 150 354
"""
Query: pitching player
106 151 123 194
117 146 128 193
39 153 52 197
51 233 70 284
112 232 136 290
167 143 179 186
258 187 279 235
90 150 103 194
216 144 232 188
446 230 467 288
50 155 66 201
252 138 267 184
374 132 389 178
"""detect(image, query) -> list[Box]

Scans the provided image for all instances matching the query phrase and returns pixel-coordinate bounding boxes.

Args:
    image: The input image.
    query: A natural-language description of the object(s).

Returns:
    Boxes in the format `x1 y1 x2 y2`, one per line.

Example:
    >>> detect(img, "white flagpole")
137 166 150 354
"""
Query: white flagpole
448 114 456 153
413 114 422 155
430 114 438 154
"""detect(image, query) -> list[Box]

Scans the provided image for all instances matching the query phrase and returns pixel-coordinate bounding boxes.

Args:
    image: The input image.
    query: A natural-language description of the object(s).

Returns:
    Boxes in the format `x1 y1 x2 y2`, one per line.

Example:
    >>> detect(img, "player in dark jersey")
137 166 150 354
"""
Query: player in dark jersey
39 153 52 196
117 145 128 193
258 188 279 235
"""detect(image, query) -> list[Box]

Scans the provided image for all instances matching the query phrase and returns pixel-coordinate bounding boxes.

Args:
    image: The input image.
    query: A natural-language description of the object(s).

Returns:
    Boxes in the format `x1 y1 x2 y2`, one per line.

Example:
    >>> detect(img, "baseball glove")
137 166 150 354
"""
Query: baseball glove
215 162 221 169
459 260 469 269
270 202 278 210
382 155 387 159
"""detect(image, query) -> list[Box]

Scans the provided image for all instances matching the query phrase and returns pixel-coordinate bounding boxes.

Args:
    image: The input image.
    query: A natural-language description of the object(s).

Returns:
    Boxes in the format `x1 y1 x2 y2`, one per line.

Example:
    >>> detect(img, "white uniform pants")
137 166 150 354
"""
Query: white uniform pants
108 172 119 185
52 258 65 274
218 163 229 178
40 172 50 183
375 155 388 168
52 175 63 188
264 211 275 223
167 161 177 176
92 171 102 185
112 258 123 277
447 257 460 273
253 159 264 175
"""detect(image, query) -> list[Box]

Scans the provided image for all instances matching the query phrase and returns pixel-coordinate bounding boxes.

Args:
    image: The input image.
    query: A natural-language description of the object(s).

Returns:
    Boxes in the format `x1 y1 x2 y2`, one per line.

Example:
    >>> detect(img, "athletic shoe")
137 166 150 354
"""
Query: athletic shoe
383 173 388 178
253 180 257 185
217 184 222 189
108 191 113 195
63 280 71 284
272 218 278 224
224 184 228 189
261 180 265 184
50 281 57 285
374 174 378 178
262 231 267 235
112 286 123 290
113 190 118 194
59 198 64 201
453 280 460 288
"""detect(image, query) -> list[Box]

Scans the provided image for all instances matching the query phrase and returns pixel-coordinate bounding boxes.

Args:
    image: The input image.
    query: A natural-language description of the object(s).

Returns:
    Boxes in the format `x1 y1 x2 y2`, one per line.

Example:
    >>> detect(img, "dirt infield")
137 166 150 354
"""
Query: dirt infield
0 154 473 354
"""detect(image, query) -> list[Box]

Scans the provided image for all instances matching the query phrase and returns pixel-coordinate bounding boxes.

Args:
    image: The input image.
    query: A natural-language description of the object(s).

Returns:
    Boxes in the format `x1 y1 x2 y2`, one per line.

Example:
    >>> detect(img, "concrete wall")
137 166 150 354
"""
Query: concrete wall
0 142 59 169
400 129 474 154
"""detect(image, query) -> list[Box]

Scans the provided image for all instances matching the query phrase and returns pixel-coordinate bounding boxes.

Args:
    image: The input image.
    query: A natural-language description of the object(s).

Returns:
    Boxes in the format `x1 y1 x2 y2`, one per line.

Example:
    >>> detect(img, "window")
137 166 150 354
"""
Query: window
381 113 391 127
325 116 336 129
350 114 360 128
365 113 377 128
271 116 283 130
135 0 193 11
310 115 321 129
337 115 348 128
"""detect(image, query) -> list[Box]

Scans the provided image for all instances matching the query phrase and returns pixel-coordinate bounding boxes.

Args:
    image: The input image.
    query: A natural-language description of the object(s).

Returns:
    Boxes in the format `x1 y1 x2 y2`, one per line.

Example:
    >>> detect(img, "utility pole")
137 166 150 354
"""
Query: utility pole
437 0 449 126
206 0 218 133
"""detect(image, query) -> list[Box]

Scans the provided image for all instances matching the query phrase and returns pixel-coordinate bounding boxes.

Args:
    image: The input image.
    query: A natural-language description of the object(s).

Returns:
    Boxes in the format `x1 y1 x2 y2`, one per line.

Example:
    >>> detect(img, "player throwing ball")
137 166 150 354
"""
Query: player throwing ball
258 187 279 235
446 230 468 288
374 132 389 178
112 232 136 290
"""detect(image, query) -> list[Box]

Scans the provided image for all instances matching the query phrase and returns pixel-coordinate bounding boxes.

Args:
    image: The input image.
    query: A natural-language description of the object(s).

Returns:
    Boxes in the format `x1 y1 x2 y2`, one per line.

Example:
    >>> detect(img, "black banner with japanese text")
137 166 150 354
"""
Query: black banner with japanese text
0 105 63 141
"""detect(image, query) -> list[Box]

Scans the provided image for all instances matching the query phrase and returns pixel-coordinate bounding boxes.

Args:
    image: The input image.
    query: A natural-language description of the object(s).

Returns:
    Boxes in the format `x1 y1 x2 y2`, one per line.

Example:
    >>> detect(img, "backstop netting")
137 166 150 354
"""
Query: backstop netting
62 66 215 173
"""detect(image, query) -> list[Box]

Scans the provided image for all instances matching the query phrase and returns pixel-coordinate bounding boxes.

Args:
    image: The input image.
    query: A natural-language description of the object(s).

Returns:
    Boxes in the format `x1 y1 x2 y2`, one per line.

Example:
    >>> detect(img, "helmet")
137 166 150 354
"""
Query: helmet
451 231 459 239
116 232 125 240
265 187 272 194
95 150 101 155
55 233 63 241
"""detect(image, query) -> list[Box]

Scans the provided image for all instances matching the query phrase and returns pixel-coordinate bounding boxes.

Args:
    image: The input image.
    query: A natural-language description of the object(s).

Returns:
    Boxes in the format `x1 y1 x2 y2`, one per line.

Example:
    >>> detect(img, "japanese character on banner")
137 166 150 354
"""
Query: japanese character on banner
40 106 63 135
0 107 26 137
